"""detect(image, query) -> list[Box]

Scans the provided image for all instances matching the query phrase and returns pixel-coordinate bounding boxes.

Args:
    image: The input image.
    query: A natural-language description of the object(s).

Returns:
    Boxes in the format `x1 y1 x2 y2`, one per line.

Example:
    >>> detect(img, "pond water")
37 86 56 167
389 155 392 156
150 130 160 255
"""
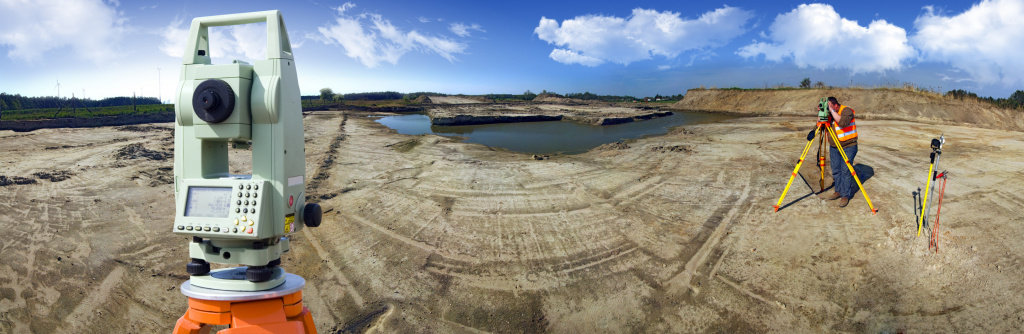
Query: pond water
374 111 736 155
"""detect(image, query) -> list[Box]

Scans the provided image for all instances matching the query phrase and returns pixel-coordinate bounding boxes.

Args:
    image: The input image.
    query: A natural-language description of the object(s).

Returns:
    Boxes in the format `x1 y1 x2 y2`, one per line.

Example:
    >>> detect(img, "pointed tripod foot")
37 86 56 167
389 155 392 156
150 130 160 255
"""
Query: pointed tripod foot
872 209 878 215
773 205 779 212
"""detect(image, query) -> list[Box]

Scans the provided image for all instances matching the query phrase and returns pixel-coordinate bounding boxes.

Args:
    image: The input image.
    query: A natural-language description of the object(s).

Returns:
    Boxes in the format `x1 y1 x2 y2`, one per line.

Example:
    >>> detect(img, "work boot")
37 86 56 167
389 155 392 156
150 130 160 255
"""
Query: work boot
838 197 850 207
820 192 841 200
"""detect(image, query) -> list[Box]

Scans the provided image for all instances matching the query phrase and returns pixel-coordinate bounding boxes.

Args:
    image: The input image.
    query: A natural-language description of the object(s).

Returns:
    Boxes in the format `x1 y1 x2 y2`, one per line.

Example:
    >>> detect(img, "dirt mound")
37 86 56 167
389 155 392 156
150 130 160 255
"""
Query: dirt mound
429 96 489 104
671 88 1024 131
413 95 432 104
33 170 74 182
385 138 421 153
648 144 693 154
532 94 582 104
595 141 630 151
131 166 173 187
115 125 172 133
0 175 37 187
115 143 170 161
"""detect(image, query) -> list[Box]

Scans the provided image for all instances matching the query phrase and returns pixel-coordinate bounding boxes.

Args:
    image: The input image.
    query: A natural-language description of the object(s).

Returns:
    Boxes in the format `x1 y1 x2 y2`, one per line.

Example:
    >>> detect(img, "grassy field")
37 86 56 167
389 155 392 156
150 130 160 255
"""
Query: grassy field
0 104 174 121
0 99 416 122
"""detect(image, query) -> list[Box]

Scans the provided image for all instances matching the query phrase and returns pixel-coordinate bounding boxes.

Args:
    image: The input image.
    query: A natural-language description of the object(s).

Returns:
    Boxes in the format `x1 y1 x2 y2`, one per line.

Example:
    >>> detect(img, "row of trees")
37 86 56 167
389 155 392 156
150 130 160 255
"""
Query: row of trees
800 78 828 89
312 88 682 103
312 88 452 101
945 89 1024 109
0 93 161 111
492 90 681 102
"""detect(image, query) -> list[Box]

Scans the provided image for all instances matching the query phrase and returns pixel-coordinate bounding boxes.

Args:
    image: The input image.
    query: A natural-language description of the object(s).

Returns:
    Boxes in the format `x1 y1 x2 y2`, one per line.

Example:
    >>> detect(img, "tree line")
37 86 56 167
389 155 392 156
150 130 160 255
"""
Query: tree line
310 88 681 103
307 88 452 101
945 89 1024 109
0 93 162 111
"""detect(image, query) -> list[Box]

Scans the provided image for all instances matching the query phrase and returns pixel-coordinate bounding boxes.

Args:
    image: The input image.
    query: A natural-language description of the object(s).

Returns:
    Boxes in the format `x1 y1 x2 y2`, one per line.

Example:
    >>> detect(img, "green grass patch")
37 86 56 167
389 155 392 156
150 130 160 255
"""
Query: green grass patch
1 104 174 121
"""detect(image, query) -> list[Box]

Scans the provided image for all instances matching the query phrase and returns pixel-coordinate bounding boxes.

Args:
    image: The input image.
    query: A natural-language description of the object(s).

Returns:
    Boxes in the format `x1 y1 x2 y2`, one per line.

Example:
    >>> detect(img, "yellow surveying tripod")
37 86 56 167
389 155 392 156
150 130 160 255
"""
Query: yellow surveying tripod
774 98 878 214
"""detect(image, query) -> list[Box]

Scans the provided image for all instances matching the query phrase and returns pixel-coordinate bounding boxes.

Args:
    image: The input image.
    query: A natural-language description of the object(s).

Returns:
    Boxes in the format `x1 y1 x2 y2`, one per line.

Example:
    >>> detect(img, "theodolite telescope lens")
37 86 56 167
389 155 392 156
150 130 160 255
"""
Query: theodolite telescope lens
192 79 235 123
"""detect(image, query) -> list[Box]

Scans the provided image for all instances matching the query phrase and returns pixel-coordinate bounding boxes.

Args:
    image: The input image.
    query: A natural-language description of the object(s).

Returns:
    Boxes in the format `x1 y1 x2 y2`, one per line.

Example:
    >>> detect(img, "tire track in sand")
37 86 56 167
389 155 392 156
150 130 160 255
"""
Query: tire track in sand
664 172 753 295
298 113 366 310
60 266 125 333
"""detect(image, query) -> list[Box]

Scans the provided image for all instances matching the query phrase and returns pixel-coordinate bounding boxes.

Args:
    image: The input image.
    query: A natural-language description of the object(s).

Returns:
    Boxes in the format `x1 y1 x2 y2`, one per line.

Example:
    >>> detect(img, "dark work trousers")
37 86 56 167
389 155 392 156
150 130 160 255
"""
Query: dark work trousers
830 144 858 199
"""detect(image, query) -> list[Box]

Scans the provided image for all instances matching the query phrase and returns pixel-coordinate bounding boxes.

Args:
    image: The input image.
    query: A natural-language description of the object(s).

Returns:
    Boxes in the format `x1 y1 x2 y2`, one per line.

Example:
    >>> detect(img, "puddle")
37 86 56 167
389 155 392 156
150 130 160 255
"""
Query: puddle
375 111 736 154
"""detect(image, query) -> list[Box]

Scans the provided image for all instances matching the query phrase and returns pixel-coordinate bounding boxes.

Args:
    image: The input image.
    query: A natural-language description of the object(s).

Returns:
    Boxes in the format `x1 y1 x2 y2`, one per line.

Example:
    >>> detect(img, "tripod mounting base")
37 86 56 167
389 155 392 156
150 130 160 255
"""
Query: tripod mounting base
188 266 286 292
175 272 316 333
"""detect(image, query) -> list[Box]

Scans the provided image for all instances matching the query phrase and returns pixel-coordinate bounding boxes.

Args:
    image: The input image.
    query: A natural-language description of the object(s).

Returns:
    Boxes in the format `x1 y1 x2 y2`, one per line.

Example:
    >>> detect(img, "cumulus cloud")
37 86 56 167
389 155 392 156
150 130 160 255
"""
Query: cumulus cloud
449 23 484 37
315 2 466 68
534 6 753 66
550 49 603 67
737 4 915 73
912 0 1024 86
0 0 125 63
159 18 267 62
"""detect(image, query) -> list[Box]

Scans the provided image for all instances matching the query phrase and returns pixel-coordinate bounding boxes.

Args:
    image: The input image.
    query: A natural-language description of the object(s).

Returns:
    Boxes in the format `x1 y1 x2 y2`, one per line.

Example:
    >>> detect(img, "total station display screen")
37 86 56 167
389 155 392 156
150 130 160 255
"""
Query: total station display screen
184 186 232 218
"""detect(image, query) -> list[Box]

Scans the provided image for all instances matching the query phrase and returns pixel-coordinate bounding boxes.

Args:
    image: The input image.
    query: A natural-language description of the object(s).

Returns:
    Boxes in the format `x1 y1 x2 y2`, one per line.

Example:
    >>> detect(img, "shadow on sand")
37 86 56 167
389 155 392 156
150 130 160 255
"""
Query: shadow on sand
776 163 875 212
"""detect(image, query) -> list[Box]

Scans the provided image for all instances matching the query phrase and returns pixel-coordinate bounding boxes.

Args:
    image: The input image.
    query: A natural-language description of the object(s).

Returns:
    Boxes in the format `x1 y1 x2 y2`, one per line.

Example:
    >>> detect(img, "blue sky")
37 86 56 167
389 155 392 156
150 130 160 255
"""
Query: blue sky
1 0 1021 101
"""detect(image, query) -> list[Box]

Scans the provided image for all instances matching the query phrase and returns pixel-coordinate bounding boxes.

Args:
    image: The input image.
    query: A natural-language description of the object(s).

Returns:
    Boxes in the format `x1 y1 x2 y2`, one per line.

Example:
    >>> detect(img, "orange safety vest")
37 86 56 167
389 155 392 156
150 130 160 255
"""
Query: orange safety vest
833 105 857 142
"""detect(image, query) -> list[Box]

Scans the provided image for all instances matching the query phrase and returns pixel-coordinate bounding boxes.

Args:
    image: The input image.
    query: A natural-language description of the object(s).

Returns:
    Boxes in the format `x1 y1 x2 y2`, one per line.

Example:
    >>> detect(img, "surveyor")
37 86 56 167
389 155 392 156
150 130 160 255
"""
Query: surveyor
819 96 858 207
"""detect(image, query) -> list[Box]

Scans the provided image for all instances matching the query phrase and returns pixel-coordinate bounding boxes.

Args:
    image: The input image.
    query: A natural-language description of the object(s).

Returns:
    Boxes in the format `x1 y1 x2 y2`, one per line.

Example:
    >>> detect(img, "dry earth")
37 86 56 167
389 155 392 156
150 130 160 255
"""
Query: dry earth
2 105 1024 333
427 103 668 126
427 96 490 104
673 88 1024 132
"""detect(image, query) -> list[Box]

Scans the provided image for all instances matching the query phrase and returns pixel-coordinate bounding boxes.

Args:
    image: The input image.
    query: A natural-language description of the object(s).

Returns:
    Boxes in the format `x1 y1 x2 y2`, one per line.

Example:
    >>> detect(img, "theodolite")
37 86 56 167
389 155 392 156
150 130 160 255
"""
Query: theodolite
171 10 321 291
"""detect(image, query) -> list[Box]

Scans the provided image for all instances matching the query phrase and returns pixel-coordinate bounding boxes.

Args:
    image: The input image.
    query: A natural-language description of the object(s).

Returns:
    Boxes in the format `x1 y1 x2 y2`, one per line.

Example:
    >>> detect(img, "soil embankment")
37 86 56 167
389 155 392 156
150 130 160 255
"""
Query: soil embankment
427 103 672 126
670 88 1024 131
0 112 175 132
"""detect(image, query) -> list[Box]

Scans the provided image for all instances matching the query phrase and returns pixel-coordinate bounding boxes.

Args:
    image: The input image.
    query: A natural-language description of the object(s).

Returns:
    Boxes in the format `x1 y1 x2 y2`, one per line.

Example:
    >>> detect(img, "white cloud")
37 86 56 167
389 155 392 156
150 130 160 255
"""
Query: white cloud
449 23 484 37
418 17 432 23
550 49 604 66
159 18 188 58
534 6 753 66
315 3 466 67
737 4 915 73
912 0 1024 86
0 0 126 63
337 2 356 14
159 18 267 62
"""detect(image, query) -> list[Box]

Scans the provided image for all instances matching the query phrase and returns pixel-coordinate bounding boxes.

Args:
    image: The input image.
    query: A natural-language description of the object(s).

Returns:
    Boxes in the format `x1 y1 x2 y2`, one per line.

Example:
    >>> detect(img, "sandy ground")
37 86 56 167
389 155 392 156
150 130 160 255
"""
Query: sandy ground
427 96 489 104
2 112 1023 333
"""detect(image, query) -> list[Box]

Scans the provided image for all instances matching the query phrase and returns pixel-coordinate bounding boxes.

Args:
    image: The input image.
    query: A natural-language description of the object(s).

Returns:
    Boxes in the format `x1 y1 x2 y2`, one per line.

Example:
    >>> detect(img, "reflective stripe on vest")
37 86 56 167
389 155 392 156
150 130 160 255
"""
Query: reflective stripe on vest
833 105 858 141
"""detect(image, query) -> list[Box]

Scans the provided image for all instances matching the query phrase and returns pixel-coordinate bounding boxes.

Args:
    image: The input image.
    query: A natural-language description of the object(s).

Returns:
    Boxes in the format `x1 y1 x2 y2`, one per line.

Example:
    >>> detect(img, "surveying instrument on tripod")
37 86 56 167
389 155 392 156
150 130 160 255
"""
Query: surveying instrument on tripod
774 98 878 214
917 135 948 252
170 10 322 333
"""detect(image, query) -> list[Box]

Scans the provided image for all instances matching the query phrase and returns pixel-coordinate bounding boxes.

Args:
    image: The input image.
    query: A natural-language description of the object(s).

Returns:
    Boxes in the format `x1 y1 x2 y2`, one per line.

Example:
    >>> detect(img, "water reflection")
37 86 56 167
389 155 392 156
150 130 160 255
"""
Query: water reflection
375 111 735 155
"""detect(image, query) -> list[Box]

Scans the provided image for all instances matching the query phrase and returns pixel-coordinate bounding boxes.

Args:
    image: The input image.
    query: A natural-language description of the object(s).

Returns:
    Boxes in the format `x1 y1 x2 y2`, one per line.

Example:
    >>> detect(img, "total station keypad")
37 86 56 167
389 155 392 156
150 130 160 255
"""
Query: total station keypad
176 181 262 235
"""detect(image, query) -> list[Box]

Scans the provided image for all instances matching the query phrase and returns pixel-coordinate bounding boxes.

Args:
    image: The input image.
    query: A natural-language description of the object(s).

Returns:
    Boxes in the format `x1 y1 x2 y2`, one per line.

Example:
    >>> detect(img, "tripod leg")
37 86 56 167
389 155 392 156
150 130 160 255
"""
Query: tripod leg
826 126 878 214
924 152 942 228
817 131 827 192
918 154 936 236
930 175 948 252
775 126 821 212
173 309 209 334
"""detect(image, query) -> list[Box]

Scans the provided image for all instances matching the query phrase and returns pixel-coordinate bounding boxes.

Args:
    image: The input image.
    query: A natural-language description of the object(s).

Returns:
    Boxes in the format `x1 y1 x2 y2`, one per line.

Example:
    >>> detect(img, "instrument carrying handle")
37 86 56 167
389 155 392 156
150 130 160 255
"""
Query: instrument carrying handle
183 10 293 64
